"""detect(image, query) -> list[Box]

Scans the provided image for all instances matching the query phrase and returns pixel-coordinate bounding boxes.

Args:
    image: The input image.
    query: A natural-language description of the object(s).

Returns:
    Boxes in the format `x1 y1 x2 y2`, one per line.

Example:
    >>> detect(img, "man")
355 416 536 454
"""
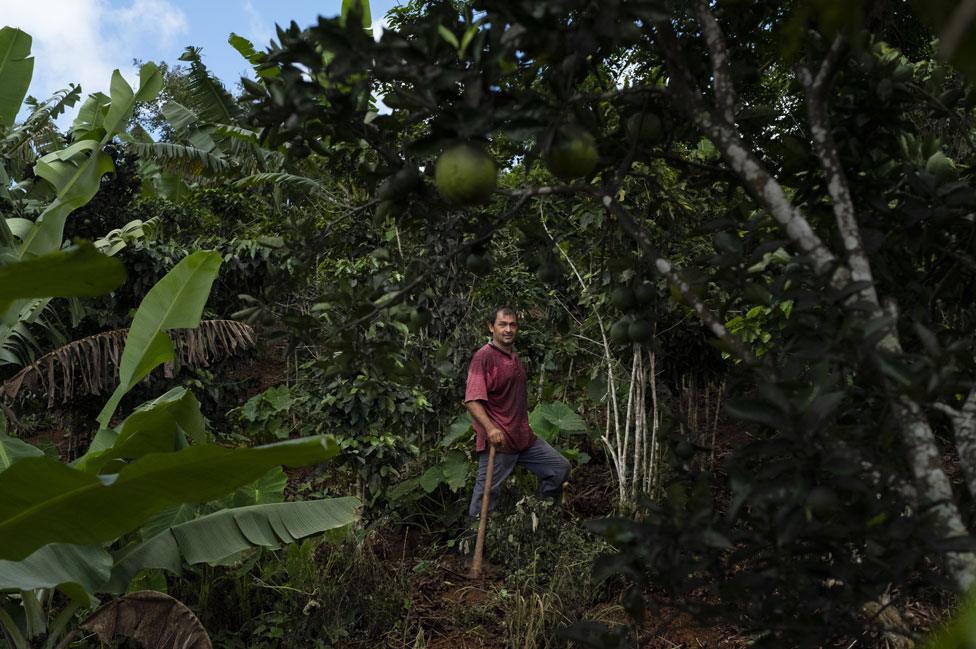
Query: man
464 305 571 520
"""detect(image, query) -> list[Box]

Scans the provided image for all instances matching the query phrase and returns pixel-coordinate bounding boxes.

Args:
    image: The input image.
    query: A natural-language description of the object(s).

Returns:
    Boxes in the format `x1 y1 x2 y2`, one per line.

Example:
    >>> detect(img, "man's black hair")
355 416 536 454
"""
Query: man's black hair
487 305 517 325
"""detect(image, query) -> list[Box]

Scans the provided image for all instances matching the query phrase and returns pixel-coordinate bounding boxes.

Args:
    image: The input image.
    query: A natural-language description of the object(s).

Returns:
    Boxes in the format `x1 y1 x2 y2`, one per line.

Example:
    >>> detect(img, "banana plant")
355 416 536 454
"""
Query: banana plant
125 46 275 199
0 249 359 648
0 27 163 368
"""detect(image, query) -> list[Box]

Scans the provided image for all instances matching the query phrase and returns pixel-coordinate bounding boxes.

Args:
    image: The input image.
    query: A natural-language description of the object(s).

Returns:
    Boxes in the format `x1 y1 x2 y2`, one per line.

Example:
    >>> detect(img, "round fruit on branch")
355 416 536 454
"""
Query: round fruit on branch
435 144 498 206
545 125 598 181
626 112 664 146
610 286 636 311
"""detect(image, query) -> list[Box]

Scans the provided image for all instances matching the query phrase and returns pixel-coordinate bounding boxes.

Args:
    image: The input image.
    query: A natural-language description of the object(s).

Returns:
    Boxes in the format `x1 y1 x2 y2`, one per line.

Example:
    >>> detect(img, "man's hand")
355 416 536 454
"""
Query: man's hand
486 426 506 447
466 400 507 449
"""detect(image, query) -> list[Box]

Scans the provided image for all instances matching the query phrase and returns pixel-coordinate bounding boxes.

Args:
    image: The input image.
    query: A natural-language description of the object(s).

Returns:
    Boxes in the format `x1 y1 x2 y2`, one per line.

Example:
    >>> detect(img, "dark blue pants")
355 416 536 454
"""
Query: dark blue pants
467 437 571 518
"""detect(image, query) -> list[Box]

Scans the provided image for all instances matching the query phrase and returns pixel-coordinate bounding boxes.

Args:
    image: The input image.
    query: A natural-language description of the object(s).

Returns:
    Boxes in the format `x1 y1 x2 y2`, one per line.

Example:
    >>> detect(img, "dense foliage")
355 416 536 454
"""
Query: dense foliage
1 0 976 647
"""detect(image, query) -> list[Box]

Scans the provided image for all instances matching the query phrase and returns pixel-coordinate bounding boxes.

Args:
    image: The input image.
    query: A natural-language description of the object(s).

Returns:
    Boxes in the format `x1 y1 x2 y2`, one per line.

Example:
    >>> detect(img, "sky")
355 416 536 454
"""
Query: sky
1 0 401 122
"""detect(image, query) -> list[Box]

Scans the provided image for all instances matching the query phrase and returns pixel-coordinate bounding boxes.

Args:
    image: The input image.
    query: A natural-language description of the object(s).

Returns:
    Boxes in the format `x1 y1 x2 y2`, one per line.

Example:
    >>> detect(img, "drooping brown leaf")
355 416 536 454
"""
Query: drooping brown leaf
79 590 212 649
1 320 256 406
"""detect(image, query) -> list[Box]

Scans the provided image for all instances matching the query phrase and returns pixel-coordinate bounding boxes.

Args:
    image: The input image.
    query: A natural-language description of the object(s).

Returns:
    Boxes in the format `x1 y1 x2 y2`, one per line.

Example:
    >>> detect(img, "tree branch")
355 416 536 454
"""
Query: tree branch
654 16 976 591
654 21 844 284
897 393 976 590
937 387 976 504
600 194 755 363
693 0 736 125
798 35 881 308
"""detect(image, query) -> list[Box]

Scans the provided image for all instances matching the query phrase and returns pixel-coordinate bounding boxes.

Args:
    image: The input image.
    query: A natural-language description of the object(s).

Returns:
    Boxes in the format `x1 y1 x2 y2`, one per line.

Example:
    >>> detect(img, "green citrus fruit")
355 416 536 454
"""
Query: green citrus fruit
378 166 421 201
626 113 664 145
610 286 636 311
926 151 957 184
465 253 492 275
435 144 497 205
634 282 655 305
609 319 631 343
545 126 598 181
628 319 653 342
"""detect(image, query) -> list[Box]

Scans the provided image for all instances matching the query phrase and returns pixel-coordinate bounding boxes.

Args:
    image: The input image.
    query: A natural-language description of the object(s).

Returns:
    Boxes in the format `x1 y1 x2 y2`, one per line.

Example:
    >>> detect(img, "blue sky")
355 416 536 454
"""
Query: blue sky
0 0 402 121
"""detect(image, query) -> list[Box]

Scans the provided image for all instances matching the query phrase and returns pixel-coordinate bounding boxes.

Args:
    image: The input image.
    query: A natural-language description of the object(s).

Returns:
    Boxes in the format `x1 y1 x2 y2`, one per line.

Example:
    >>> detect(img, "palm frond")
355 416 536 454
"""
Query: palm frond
233 172 327 194
0 86 79 157
178 47 240 125
212 124 259 145
1 320 256 406
126 141 232 177
0 298 69 367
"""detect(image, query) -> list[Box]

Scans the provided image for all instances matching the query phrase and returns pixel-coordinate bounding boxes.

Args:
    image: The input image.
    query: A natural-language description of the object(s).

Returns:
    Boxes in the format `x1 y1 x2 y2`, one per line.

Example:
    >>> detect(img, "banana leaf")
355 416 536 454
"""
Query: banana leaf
0 435 339 561
106 497 360 593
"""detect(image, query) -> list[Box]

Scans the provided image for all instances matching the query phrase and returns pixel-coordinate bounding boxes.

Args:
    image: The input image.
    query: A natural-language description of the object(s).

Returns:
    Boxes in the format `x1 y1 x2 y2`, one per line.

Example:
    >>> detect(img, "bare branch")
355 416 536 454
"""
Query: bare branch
799 34 847 94
693 0 736 125
897 394 976 591
504 184 588 198
655 22 843 283
798 35 880 308
937 387 976 503
933 402 961 419
600 194 755 363
654 18 976 591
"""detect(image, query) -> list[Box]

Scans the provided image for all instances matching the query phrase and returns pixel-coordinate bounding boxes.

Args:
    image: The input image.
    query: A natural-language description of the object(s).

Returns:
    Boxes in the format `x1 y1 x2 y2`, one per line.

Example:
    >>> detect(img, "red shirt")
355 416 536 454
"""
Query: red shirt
464 343 536 453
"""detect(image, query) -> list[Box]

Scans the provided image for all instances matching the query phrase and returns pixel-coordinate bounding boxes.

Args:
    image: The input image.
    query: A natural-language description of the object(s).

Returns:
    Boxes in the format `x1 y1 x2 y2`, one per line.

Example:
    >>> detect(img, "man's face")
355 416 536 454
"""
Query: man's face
489 311 518 347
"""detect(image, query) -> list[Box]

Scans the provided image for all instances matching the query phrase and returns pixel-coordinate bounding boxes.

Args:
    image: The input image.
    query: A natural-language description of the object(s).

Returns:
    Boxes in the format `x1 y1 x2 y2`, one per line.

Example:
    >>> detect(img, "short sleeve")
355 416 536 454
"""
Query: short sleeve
464 352 489 403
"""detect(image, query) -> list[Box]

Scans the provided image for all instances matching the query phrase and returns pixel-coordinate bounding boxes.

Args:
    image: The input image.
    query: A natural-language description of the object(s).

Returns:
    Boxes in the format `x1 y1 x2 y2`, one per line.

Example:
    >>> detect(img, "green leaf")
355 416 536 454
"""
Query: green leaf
160 101 200 134
70 92 110 140
440 451 469 491
25 64 160 258
0 435 339 561
440 411 472 447
97 251 222 427
22 144 116 259
529 402 587 442
419 466 443 493
438 25 460 49
0 243 126 313
0 27 34 129
0 434 43 473
233 172 326 194
178 47 239 124
228 32 278 79
106 497 360 593
0 543 111 604
540 402 587 432
78 388 208 474
341 0 372 28
215 467 288 508
228 33 258 61
137 503 198 541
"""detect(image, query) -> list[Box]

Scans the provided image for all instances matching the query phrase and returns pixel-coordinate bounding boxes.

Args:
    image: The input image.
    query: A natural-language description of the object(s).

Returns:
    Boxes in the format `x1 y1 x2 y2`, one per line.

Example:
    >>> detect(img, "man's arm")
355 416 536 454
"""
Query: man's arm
466 400 505 447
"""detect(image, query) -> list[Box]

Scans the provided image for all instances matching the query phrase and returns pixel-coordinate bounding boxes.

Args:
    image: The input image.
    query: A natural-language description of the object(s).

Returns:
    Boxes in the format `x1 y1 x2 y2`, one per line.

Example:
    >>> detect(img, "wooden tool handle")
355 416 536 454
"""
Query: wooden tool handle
468 444 496 578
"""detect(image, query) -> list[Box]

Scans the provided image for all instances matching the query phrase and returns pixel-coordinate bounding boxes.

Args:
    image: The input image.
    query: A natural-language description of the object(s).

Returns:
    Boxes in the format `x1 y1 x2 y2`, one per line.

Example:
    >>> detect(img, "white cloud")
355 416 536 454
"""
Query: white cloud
0 0 187 125
371 17 387 43
243 0 273 48
110 0 188 47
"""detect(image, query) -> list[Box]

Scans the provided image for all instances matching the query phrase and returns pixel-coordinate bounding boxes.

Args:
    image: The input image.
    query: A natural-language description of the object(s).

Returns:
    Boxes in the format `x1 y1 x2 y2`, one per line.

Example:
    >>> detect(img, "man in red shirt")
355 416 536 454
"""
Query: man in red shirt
464 305 571 519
